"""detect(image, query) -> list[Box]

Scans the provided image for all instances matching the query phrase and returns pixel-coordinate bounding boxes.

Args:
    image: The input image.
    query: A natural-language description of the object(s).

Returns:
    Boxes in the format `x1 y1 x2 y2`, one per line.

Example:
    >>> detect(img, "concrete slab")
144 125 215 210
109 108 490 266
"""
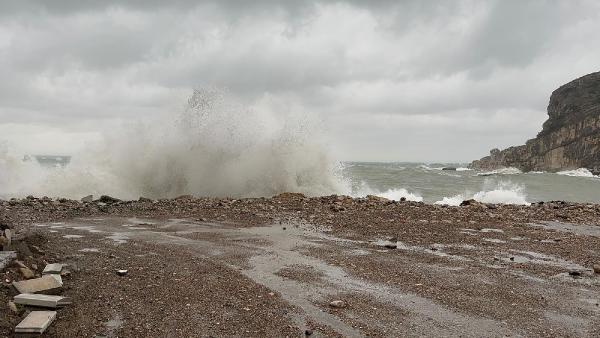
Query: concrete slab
12 275 63 294
0 251 16 270
42 263 64 274
15 311 57 334
14 293 71 308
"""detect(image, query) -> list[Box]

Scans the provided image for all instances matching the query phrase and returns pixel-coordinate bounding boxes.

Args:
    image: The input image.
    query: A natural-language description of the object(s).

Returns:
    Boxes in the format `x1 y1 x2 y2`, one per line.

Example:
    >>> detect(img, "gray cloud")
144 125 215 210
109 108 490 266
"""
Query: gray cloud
0 0 599 160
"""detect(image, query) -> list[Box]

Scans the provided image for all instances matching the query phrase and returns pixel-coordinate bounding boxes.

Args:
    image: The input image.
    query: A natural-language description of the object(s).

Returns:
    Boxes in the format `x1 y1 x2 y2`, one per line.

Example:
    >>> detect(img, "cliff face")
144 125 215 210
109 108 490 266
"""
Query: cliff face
470 71 600 174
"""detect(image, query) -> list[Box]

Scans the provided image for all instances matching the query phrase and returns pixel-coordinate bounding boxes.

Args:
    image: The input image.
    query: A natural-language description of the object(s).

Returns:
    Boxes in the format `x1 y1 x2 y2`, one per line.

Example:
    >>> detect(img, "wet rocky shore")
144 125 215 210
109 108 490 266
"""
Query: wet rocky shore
2 194 600 336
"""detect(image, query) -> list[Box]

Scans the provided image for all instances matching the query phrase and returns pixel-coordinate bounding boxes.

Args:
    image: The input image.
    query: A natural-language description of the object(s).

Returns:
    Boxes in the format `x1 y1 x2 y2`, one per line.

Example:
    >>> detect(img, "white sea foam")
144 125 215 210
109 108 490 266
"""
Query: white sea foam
0 89 346 199
556 168 596 178
435 182 529 206
477 167 522 176
455 167 471 171
376 188 423 202
352 182 423 202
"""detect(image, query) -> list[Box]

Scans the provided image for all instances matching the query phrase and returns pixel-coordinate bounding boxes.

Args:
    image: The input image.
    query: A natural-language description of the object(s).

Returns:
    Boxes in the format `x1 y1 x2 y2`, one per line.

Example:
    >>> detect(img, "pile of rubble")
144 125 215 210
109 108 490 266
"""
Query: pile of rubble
11 263 70 334
2 222 71 334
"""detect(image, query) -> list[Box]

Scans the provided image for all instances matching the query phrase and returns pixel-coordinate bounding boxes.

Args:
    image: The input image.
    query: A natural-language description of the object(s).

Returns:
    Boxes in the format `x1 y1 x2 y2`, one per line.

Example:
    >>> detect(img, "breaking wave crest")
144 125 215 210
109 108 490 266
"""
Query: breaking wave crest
556 168 597 178
0 89 346 199
477 167 522 176
352 182 423 202
435 182 529 206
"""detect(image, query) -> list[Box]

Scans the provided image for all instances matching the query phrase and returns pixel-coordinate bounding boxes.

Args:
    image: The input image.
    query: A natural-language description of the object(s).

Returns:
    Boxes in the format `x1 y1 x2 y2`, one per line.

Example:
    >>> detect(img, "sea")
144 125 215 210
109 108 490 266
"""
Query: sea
343 162 600 205
1 89 599 205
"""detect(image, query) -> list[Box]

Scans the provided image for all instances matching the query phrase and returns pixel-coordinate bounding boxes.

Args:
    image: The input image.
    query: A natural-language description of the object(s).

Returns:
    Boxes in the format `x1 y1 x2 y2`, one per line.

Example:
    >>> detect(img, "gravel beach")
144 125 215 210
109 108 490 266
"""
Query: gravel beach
2 194 600 337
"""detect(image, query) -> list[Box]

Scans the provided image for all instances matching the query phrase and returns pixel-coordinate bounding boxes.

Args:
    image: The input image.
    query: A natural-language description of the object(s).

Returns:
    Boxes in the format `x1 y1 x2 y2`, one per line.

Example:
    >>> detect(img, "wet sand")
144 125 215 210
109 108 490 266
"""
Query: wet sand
1 194 600 337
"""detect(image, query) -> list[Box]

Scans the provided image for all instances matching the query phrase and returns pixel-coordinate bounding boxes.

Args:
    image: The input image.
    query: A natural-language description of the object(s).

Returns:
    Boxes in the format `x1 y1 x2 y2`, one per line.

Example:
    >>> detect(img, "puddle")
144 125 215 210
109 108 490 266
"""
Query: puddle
502 250 586 270
49 225 64 229
483 238 507 244
106 233 130 244
373 240 470 261
63 234 84 239
480 228 504 233
79 248 100 253
530 221 600 237
105 313 123 337
34 224 49 227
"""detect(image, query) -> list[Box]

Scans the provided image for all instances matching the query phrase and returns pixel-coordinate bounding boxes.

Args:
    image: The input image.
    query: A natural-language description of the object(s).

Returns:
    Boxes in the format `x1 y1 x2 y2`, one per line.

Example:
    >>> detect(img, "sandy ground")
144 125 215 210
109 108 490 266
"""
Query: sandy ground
1 194 600 337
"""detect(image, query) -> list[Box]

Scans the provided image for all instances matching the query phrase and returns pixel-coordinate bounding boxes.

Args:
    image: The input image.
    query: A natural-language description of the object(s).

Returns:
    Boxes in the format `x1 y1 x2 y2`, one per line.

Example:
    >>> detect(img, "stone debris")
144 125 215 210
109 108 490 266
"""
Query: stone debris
43 263 65 274
14 294 71 308
116 269 128 276
19 267 35 279
0 251 16 270
12 274 63 294
15 311 57 334
594 264 600 274
81 195 94 203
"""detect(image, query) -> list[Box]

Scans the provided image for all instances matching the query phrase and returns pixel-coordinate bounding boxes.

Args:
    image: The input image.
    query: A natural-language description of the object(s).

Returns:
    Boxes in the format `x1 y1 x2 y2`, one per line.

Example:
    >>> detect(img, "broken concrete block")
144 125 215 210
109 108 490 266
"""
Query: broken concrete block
15 311 56 334
0 251 16 270
14 294 71 308
43 263 64 274
19 267 35 279
12 275 63 294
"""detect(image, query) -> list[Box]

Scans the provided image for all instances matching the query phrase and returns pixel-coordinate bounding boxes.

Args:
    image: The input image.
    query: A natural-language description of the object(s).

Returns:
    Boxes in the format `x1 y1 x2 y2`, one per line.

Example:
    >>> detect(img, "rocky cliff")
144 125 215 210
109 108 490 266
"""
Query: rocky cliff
470 71 600 174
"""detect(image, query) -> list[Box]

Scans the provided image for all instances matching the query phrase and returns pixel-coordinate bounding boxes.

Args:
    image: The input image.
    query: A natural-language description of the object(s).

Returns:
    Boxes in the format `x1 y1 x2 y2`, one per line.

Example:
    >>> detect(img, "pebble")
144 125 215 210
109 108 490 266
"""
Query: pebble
593 264 600 274
329 300 346 308
116 269 128 276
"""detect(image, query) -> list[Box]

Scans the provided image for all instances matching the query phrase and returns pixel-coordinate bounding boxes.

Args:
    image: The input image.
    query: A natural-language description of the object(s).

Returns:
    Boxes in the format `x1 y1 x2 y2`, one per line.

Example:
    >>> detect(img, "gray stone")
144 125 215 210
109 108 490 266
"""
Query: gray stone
43 263 64 274
14 294 71 308
15 311 57 334
81 195 94 203
0 251 16 270
12 275 63 294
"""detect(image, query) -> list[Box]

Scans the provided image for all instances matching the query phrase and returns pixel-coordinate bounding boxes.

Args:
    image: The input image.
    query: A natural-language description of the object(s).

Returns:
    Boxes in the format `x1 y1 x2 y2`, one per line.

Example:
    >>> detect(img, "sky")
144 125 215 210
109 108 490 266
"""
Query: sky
0 0 599 162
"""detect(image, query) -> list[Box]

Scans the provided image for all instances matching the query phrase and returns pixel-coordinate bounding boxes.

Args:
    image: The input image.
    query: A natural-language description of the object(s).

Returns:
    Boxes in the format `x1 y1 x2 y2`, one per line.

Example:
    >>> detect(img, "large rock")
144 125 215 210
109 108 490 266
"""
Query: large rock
470 71 600 174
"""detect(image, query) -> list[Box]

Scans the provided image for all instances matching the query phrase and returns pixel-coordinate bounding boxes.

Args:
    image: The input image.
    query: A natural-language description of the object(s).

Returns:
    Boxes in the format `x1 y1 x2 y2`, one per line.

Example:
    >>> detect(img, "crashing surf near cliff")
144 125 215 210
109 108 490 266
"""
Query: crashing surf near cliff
0 89 348 199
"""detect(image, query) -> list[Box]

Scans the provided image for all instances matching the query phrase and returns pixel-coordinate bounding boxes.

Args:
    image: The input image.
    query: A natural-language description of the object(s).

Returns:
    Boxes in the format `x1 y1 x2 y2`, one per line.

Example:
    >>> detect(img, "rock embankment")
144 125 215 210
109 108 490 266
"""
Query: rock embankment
471 71 600 174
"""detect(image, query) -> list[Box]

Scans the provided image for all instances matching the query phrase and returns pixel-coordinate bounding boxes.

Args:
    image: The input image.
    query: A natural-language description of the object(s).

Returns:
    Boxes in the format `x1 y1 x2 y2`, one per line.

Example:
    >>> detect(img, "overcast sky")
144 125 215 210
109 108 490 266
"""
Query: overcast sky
1 0 599 162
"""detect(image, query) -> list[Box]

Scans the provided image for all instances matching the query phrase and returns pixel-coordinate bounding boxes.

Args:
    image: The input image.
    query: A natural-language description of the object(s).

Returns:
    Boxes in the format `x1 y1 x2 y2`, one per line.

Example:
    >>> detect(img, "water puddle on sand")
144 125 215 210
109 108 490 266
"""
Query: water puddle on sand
79 248 100 253
63 234 84 239
501 250 587 271
106 233 130 244
104 313 123 337
240 225 508 337
530 221 600 237
372 239 471 262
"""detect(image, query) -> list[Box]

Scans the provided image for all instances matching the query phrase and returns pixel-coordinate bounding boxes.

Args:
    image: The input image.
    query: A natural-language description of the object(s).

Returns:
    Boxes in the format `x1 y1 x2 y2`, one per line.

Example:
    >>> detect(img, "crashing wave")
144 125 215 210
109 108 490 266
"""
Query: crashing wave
477 167 522 176
0 89 347 199
434 182 529 206
352 181 422 202
556 168 597 178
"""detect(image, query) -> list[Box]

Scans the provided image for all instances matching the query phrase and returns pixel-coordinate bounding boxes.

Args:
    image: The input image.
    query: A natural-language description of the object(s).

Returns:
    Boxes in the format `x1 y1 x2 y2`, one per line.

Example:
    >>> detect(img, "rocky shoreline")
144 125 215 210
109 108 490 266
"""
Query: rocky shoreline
471 71 600 174
2 194 600 336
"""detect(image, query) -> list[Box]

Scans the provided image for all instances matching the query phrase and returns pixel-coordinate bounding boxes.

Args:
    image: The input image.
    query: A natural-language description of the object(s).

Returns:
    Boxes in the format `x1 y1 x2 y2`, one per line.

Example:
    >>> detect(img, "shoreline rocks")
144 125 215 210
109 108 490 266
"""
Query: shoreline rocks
471 71 600 174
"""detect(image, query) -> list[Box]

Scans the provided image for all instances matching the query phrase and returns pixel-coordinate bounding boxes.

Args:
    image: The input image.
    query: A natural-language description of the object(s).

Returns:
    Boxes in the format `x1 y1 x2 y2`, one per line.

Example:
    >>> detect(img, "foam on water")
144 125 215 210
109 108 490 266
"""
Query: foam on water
435 182 529 206
352 181 423 202
477 167 522 176
556 168 597 178
0 89 347 199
